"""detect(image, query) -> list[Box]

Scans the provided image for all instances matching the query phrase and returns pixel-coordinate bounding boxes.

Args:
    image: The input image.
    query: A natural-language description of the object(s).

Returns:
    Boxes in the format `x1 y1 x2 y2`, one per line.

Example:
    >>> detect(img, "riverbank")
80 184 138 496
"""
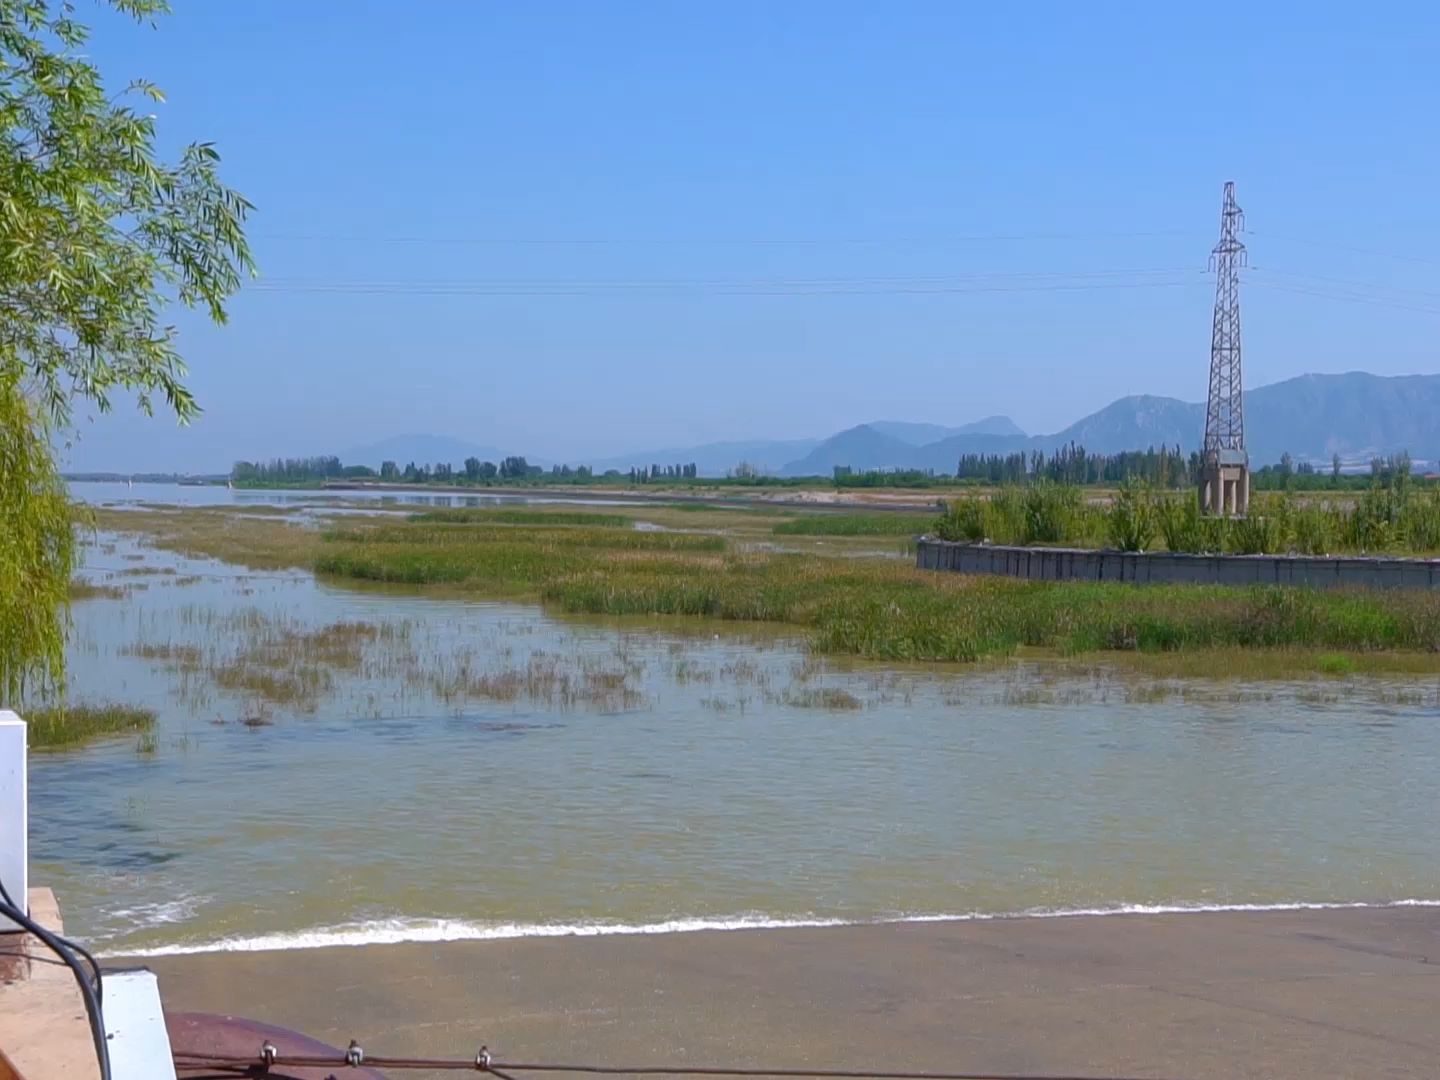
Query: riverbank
131 905 1440 1080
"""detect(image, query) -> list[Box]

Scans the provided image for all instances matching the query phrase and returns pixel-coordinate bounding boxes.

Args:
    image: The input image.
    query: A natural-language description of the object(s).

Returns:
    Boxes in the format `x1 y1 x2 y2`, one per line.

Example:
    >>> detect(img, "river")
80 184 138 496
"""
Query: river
26 486 1440 955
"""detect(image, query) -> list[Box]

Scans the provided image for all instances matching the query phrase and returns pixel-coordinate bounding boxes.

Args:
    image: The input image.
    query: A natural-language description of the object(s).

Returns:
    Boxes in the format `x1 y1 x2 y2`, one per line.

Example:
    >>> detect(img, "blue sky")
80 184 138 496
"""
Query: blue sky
68 1 1440 471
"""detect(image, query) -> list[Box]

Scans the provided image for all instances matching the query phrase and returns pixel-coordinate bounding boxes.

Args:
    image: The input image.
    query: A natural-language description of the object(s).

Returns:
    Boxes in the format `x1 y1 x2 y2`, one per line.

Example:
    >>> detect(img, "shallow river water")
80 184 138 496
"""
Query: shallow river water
29 490 1440 955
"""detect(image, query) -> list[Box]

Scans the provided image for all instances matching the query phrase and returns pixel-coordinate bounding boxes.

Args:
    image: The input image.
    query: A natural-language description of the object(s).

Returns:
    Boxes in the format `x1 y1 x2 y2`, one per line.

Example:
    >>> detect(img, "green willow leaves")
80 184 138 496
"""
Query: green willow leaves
1 0 251 699
0 0 254 425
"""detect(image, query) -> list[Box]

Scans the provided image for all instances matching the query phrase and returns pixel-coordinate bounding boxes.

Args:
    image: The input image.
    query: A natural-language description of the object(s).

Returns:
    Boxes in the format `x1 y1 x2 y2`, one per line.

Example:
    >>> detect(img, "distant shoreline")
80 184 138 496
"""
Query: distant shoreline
312 478 945 512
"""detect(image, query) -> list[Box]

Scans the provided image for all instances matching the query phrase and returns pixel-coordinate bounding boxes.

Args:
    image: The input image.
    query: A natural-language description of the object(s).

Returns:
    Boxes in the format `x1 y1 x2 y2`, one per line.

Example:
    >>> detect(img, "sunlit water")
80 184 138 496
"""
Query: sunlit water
30 511 1440 956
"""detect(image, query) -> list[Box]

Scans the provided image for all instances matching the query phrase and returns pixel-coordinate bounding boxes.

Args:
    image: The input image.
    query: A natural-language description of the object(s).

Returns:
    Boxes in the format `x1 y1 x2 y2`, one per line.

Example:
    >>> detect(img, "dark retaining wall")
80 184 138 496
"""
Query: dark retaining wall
914 539 1440 589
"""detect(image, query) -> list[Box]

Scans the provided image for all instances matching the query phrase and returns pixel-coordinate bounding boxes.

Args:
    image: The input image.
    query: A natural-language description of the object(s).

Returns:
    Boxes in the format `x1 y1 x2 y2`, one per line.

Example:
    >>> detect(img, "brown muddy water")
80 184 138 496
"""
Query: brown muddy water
31 494 1440 956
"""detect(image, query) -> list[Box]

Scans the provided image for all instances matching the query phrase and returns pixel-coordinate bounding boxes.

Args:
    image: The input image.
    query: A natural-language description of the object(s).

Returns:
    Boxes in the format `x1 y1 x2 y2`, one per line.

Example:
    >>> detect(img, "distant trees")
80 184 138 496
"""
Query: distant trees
231 456 372 484
230 451 629 488
627 463 699 483
954 444 1195 488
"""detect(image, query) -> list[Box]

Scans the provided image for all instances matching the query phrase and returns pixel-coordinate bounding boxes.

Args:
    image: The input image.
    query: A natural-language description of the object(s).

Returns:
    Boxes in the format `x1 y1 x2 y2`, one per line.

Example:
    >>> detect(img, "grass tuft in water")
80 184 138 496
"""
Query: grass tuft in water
26 704 158 750
68 580 128 601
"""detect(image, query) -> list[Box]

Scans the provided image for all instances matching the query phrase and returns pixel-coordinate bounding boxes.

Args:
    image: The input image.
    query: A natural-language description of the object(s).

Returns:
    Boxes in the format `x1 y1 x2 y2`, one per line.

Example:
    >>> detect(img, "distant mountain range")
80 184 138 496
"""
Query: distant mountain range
340 373 1440 479
776 372 1440 476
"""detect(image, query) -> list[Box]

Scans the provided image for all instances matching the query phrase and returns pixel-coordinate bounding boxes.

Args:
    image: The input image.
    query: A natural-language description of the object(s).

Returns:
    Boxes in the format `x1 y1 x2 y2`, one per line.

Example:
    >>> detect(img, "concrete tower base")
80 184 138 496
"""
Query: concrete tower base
1199 454 1250 517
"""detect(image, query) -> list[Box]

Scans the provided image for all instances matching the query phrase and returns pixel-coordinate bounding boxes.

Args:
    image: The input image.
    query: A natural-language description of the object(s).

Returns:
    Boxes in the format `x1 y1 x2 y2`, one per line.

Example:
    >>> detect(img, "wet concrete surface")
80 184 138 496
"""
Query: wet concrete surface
131 907 1440 1080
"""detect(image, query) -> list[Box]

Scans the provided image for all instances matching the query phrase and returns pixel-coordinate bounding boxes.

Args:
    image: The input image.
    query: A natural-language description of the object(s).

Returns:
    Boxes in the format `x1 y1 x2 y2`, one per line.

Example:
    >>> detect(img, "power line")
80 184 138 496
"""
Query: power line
253 266 1202 290
1248 280 1440 316
1249 267 1440 304
254 228 1197 248
244 277 1208 299
1246 228 1440 268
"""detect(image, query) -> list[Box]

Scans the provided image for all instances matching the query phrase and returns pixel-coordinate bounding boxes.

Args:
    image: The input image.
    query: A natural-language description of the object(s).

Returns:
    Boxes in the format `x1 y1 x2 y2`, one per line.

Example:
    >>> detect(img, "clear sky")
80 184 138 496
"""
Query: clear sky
68 1 1440 472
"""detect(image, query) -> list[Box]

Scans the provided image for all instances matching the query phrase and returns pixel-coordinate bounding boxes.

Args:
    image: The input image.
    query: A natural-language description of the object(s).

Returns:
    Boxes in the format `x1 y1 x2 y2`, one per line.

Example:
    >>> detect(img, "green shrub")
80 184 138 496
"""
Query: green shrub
1106 480 1157 552
986 487 1026 545
934 500 987 542
1228 513 1283 555
1401 490 1440 553
1157 495 1210 553
1020 482 1080 544
1290 504 1337 556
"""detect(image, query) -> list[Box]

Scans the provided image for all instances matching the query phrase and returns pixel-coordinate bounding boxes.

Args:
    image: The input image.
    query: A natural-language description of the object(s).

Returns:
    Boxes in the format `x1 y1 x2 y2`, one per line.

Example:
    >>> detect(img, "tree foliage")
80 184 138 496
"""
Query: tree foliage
1 0 254 424
1 0 251 700
0 377 74 700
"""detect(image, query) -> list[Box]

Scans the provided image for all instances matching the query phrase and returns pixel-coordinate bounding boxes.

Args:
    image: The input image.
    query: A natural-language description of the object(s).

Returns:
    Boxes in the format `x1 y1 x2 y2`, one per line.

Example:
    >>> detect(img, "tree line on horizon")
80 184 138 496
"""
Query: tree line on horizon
230 455 702 486
230 445 1426 491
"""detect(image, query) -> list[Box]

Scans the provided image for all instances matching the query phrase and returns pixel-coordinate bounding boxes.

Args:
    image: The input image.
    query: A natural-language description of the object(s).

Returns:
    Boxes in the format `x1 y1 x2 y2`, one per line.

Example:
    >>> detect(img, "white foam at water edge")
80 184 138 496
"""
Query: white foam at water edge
107 898 1440 958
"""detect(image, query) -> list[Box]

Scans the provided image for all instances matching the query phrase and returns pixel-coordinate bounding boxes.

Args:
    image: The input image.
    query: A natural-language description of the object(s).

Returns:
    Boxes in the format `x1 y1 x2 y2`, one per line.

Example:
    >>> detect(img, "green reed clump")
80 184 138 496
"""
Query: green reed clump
933 499 988 542
26 704 157 750
1156 495 1205 553
1228 512 1283 555
1020 482 1081 544
1106 480 1158 552
1400 489 1440 553
772 513 934 537
1290 503 1338 555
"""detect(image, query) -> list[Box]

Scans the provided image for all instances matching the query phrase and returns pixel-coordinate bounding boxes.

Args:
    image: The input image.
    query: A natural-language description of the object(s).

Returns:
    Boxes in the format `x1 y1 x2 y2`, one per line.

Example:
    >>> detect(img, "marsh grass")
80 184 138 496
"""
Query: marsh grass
771 513 933 537
98 505 1440 671
123 642 203 669
93 506 324 570
27 704 157 750
413 508 632 527
780 687 864 709
427 650 646 710
69 580 127 601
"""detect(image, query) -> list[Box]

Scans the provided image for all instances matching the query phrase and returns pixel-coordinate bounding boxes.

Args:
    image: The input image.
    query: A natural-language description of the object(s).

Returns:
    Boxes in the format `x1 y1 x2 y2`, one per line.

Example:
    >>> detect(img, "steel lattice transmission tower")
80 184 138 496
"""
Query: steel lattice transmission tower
1198 181 1250 516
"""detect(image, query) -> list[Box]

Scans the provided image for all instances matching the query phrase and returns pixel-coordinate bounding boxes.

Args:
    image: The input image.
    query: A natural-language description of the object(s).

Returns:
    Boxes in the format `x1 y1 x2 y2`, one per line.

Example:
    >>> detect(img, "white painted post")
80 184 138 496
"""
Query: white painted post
0 710 27 931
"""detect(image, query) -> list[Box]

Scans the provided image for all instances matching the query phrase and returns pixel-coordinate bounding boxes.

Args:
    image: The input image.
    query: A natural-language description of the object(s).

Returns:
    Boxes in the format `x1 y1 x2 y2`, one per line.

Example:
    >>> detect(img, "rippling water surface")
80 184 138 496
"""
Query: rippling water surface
31 502 1440 955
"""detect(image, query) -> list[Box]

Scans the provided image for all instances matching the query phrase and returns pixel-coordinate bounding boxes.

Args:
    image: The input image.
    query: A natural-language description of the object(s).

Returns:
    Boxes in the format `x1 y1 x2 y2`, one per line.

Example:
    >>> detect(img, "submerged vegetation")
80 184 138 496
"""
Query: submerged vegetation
69 580 128 601
26 704 157 750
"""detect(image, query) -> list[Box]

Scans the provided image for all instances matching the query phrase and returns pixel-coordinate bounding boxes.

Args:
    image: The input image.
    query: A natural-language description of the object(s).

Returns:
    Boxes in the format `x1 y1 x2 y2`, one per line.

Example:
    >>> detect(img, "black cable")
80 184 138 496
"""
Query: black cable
0 894 112 1080
0 863 102 1003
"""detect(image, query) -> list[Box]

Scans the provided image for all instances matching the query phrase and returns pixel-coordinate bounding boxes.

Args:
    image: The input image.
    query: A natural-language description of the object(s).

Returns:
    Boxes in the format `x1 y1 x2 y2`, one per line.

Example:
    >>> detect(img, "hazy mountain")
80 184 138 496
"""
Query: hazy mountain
780 425 920 477
1245 372 1440 465
342 434 518 469
1048 395 1203 452
586 437 821 477
867 416 1025 445
781 373 1440 475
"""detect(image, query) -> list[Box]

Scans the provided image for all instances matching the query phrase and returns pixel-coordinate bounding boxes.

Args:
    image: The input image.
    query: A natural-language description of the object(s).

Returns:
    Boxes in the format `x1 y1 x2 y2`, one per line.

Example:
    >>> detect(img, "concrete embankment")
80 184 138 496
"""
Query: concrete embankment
917 538 1440 588
134 906 1440 1080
